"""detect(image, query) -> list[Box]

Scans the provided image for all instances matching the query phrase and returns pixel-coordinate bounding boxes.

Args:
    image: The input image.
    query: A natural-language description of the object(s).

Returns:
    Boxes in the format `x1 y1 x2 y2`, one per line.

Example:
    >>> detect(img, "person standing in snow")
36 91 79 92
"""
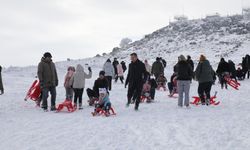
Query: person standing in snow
121 61 127 73
113 58 119 78
187 55 194 72
228 60 237 82
144 60 152 75
0 65 4 95
115 62 124 83
195 55 214 105
125 53 147 111
64 66 75 100
69 64 92 109
37 52 58 111
103 59 114 90
152 57 164 80
216 58 230 89
242 54 250 79
160 57 167 68
175 55 193 108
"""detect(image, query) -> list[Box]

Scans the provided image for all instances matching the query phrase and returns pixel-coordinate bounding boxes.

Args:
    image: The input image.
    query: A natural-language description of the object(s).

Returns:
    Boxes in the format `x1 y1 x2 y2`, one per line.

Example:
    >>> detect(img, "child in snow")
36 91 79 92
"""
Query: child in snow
168 73 178 96
142 80 151 99
92 88 111 116
69 64 92 109
115 62 124 84
64 66 75 100
157 73 167 90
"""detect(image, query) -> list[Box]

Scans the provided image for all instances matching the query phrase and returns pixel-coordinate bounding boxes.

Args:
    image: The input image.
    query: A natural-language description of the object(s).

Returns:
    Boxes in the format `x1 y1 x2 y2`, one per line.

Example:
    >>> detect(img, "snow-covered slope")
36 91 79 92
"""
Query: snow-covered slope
1 66 250 150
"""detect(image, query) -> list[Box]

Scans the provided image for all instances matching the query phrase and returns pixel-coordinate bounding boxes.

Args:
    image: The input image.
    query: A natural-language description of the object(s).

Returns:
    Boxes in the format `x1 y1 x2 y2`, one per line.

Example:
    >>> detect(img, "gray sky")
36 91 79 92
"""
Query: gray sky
0 0 249 67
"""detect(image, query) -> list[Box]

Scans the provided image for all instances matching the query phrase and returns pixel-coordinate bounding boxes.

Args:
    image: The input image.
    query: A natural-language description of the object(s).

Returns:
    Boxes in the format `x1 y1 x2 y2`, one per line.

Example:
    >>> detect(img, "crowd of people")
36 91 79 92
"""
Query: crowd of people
1 52 250 113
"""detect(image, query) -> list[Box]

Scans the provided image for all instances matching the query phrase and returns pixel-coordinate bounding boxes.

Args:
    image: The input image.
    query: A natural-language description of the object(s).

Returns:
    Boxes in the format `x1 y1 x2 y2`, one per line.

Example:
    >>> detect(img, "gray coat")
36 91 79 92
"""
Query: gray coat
195 60 214 83
69 64 92 89
37 58 58 88
103 62 114 77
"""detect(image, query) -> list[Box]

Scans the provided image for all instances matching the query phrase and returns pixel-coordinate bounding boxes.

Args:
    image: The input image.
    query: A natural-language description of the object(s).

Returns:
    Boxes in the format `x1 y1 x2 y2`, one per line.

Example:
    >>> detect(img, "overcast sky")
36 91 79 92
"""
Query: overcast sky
0 0 249 67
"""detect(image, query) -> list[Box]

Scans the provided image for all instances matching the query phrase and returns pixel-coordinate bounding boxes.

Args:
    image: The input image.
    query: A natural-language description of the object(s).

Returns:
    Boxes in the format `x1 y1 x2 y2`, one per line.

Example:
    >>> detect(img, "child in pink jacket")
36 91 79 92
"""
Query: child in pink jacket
115 63 124 83
64 66 75 100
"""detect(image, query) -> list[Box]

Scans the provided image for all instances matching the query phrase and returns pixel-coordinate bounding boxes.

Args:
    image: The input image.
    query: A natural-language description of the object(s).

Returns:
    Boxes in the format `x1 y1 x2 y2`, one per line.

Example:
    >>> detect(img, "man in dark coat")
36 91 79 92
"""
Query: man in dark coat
187 55 194 71
228 60 237 81
243 55 250 79
121 61 127 73
112 58 119 77
125 53 147 111
37 52 58 111
151 57 164 79
0 66 4 95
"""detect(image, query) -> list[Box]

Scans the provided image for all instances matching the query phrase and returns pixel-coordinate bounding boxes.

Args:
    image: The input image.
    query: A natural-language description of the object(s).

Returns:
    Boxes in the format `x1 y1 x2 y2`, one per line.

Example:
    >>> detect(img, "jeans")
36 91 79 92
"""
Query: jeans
42 86 56 109
177 80 190 107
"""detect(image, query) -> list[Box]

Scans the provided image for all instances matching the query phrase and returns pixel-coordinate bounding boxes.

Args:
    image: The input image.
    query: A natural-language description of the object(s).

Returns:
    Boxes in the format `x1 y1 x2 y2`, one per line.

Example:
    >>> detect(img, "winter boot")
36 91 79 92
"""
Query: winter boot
79 103 83 110
50 106 56 111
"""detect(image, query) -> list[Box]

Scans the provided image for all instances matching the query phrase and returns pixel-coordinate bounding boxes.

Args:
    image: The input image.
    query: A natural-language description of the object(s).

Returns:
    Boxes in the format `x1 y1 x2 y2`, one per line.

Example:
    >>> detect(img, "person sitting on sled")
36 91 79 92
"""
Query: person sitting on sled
141 80 151 101
167 72 178 96
87 71 109 106
156 73 167 90
92 88 111 116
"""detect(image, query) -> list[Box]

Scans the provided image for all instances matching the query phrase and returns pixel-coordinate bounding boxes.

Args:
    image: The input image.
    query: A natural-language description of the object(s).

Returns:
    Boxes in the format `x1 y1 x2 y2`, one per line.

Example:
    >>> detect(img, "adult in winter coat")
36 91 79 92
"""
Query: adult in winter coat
103 59 115 90
151 57 164 79
228 60 237 81
144 60 152 75
175 55 193 107
113 58 119 76
0 65 4 95
69 64 92 109
125 53 147 110
64 66 75 100
195 55 214 105
37 52 58 111
187 55 194 71
216 58 230 89
87 71 109 99
121 61 127 73
242 55 250 79
160 57 167 68
115 63 124 83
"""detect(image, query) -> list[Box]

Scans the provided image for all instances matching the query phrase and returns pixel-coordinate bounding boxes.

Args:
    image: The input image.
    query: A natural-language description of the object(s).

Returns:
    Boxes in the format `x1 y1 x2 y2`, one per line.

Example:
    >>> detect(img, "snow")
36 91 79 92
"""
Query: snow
1 64 250 150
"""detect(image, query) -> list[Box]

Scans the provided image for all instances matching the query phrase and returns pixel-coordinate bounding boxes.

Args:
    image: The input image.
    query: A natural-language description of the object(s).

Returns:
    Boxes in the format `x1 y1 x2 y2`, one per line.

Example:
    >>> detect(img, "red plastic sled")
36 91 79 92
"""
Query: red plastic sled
140 95 150 102
190 91 220 105
91 107 116 117
24 80 41 101
56 100 76 113
224 76 240 90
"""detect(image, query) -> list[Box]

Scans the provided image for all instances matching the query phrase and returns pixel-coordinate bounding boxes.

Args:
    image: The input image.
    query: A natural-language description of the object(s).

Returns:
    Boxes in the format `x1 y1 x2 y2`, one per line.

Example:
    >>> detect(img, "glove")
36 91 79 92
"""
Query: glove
125 84 127 88
88 67 92 72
